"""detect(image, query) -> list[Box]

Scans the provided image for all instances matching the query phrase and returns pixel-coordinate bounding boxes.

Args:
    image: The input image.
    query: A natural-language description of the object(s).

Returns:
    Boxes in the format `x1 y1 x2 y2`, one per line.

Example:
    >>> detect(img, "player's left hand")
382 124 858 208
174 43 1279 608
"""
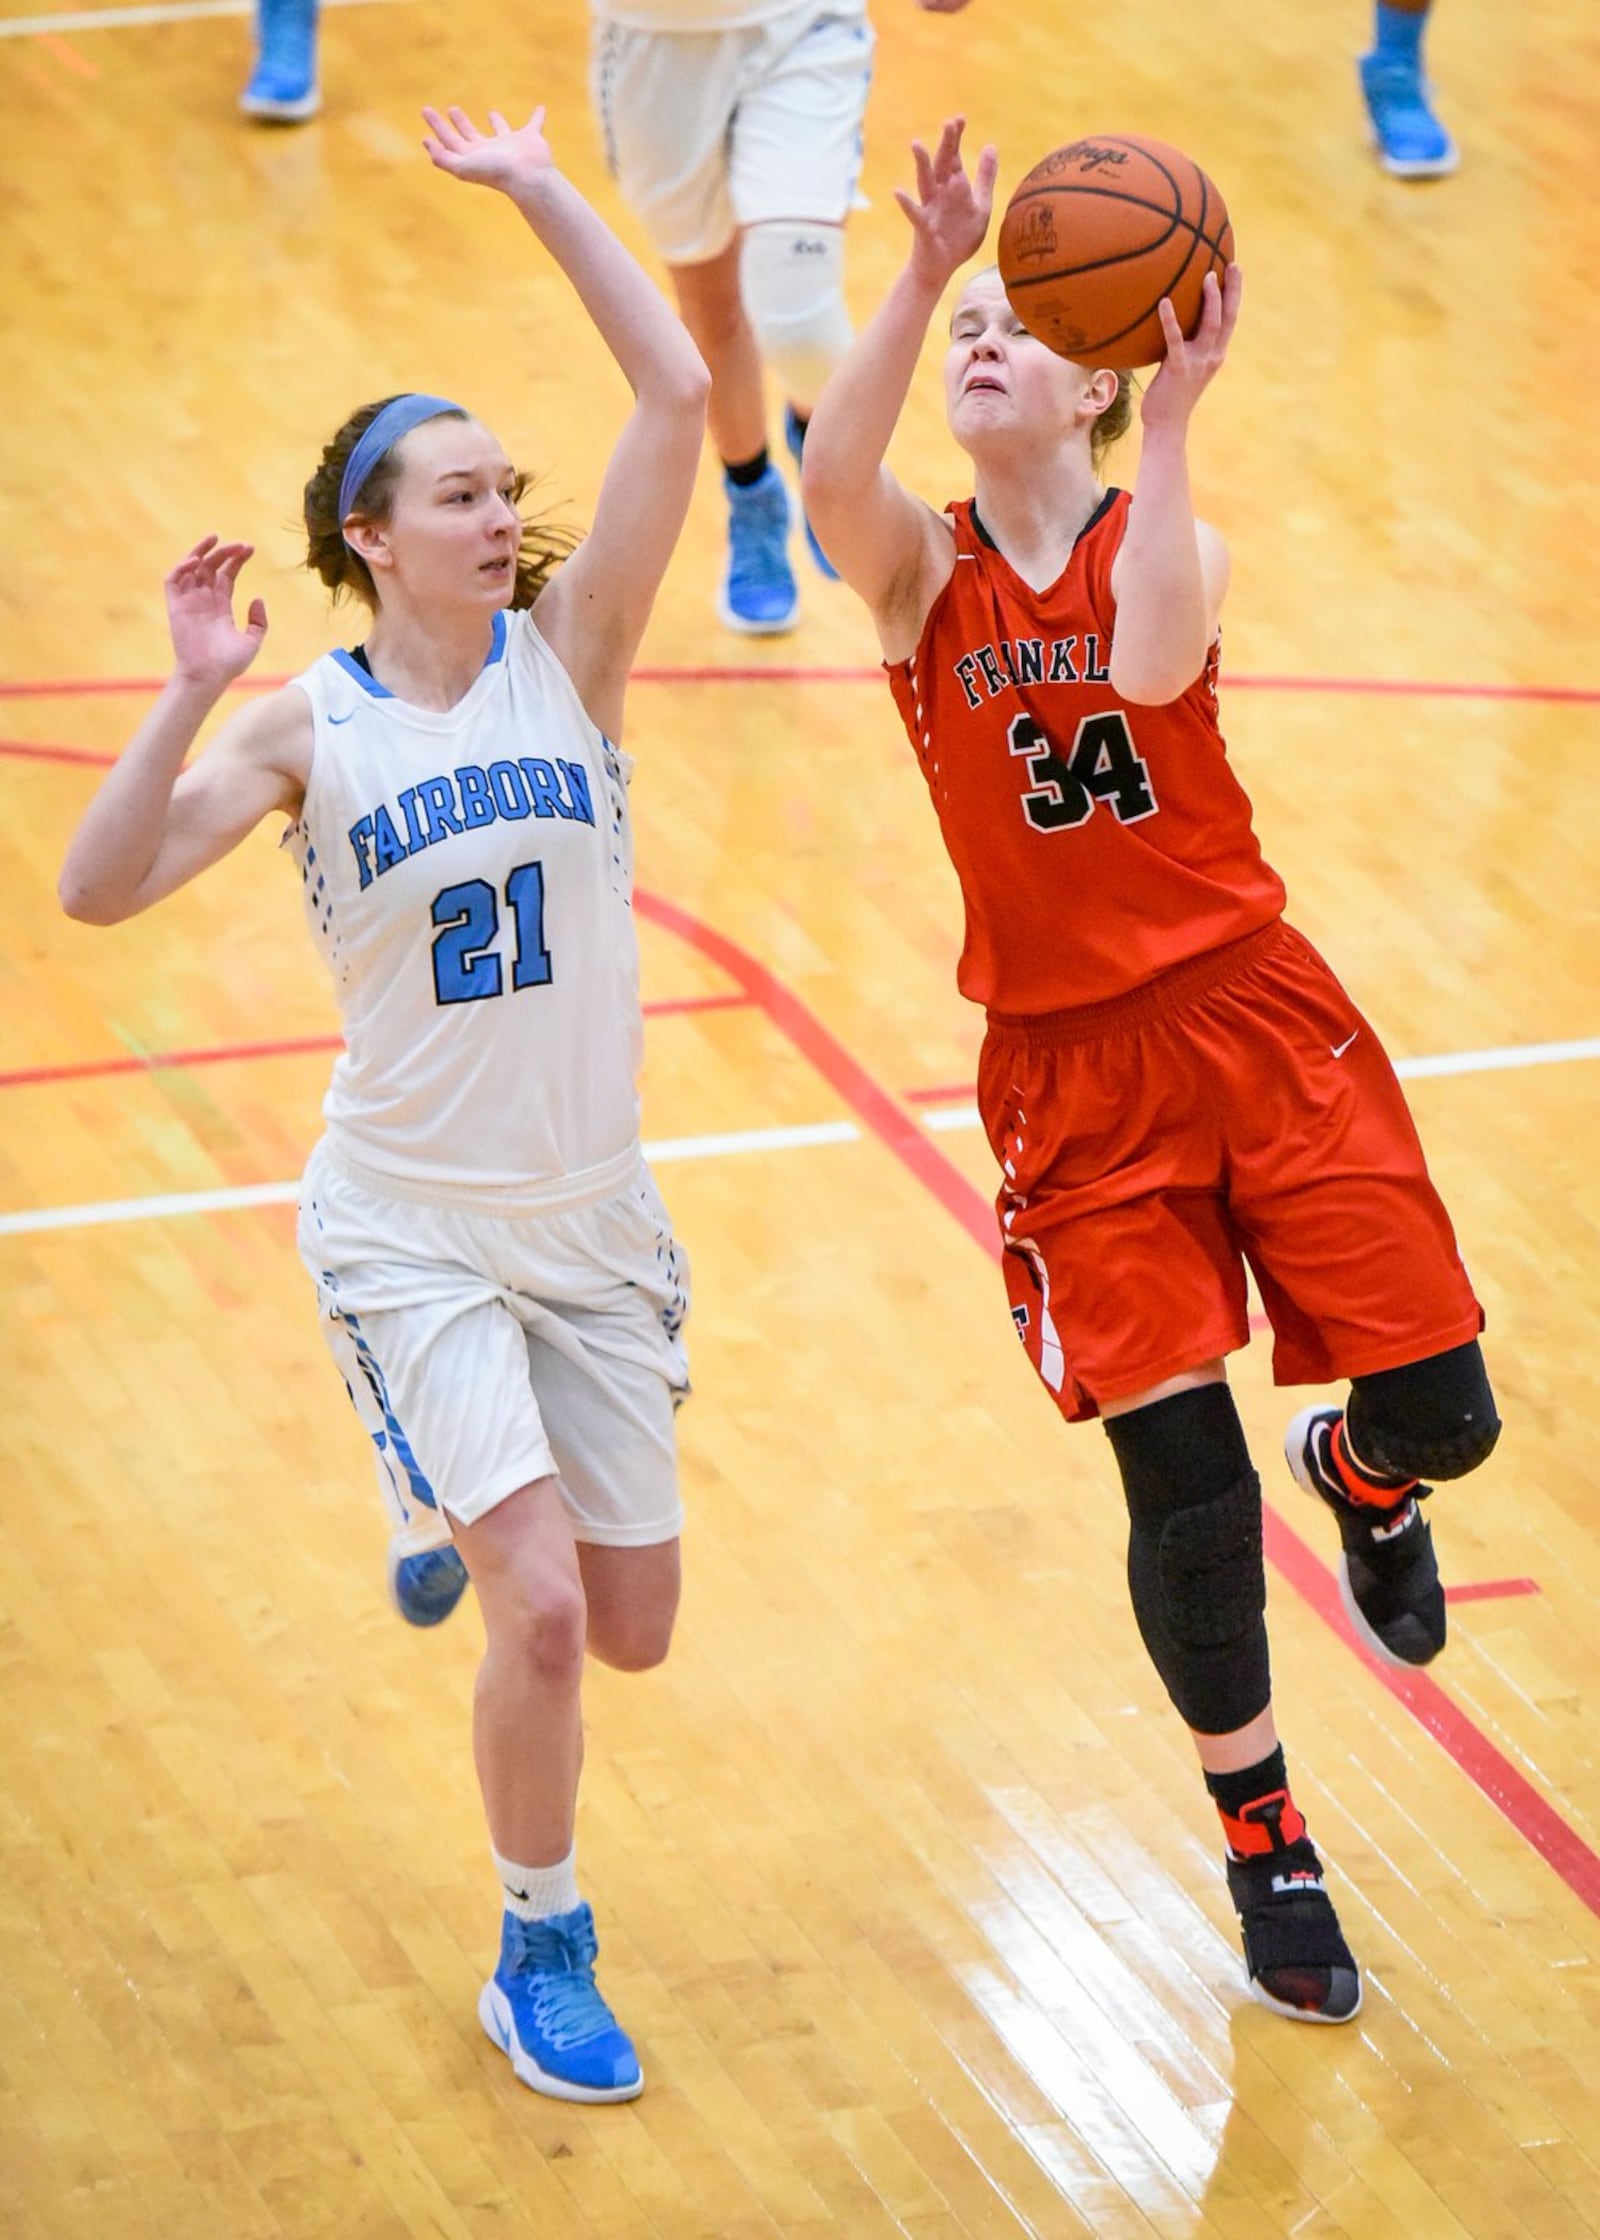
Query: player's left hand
896 118 999 286
422 104 556 192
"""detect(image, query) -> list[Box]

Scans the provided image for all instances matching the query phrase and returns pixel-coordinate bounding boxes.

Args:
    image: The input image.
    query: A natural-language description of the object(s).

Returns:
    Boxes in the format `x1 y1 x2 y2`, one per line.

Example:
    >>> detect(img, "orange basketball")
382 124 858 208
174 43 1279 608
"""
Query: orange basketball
997 132 1234 367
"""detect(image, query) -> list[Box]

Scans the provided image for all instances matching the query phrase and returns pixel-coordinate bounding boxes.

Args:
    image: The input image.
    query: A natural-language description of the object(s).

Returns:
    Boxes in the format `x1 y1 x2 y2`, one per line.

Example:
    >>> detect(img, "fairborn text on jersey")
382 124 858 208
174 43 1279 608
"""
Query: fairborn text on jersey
346 756 596 890
951 632 1113 708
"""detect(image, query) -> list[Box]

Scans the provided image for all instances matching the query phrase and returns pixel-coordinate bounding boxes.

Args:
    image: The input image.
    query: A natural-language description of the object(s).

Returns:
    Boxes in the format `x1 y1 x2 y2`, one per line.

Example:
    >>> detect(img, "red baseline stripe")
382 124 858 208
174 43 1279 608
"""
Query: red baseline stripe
0 992 750 1093
1445 1578 1541 1604
635 885 1600 1922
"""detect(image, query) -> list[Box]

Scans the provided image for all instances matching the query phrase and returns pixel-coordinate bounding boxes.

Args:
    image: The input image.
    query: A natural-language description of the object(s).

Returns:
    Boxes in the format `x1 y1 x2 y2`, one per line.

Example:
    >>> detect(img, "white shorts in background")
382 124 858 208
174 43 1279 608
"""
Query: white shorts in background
591 2 875 263
297 1140 690 1550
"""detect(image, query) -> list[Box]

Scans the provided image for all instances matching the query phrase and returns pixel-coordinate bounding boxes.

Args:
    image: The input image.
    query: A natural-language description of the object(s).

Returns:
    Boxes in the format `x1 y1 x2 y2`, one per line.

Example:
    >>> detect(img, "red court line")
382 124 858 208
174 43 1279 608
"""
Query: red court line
636 884 1600 1924
4 671 1599 705
0 992 750 1093
1445 1578 1541 1604
2 739 117 767
1264 1519 1595 1911
906 1081 974 1106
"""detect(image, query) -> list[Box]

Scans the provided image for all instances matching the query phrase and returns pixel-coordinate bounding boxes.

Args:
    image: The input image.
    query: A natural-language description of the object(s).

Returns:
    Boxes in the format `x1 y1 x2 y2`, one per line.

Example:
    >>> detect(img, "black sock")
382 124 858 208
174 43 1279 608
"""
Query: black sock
1205 1748 1309 1857
724 448 770 488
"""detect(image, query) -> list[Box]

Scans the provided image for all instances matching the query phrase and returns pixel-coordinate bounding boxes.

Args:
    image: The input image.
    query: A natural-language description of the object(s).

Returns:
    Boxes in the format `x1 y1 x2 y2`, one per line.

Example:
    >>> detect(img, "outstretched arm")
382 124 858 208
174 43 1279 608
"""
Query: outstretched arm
1108 265 1242 704
800 118 998 656
422 105 709 738
59 538 307 924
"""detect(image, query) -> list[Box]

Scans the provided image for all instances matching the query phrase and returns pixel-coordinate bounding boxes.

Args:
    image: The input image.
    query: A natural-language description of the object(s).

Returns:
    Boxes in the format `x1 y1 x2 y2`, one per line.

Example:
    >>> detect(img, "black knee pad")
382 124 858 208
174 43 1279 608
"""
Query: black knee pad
1105 1385 1270 1735
1348 1339 1501 1483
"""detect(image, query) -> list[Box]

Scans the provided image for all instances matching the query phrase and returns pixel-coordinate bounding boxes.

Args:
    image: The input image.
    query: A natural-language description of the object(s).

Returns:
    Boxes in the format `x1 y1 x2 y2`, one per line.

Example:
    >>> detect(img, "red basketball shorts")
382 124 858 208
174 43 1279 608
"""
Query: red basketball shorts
978 920 1484 1422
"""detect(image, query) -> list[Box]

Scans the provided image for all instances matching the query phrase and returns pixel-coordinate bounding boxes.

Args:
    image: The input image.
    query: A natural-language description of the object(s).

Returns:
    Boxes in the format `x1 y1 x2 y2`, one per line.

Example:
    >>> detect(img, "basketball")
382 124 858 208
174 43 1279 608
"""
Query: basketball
997 132 1234 368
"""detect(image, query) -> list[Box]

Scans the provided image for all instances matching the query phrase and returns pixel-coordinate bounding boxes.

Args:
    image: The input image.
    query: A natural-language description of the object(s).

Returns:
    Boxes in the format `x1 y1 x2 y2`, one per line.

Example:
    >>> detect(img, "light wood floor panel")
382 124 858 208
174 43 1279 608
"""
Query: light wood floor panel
5 0 1600 2233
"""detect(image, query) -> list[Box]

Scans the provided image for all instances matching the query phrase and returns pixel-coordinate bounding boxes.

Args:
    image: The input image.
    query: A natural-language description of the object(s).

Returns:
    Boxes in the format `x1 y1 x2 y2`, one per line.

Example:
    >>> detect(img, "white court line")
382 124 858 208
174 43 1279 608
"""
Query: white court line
920 1033 1600 1132
0 0 398 38
1392 1035 1600 1080
2 1035 1595 1239
0 1120 864 1238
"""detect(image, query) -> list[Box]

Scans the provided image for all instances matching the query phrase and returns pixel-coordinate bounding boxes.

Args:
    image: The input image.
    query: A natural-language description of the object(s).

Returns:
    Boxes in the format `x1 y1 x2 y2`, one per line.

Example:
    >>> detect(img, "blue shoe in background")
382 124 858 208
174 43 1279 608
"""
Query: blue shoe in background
240 0 321 122
784 408 840 582
387 1537 470 1627
1358 51 1459 177
479 1904 643 2103
719 465 798 635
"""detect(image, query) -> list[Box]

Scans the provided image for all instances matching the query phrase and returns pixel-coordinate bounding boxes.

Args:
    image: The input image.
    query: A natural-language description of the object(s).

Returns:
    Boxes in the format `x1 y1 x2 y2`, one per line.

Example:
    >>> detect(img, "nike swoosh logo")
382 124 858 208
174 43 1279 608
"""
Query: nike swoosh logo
1330 1030 1359 1059
329 711 355 725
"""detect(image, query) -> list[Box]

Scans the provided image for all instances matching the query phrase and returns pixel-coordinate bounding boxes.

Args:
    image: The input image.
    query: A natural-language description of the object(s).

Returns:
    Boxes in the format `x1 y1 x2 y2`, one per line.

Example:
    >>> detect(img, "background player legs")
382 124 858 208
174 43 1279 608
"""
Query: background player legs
1359 0 1458 176
673 244 809 638
672 247 773 474
240 0 320 122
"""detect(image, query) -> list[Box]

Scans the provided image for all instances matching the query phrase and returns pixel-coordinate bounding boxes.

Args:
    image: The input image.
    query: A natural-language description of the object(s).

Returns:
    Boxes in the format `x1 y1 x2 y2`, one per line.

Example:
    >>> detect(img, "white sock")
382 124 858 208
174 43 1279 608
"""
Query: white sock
494 1843 580 1923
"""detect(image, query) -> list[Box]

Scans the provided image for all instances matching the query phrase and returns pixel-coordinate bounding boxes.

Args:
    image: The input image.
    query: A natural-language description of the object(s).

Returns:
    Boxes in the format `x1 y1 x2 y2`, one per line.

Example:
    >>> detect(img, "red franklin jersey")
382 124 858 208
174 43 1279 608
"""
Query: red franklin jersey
886 491 1286 1013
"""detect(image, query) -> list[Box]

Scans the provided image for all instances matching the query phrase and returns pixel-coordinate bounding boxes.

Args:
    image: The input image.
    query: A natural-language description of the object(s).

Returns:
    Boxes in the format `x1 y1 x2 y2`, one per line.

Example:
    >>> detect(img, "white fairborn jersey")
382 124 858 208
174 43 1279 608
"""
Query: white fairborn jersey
283 608 642 1201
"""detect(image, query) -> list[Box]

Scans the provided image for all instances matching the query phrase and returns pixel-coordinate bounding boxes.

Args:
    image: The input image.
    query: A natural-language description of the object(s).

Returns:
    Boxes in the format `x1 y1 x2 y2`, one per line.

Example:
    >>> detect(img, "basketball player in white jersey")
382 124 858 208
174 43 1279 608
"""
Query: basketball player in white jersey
587 0 972 635
58 103 710 2106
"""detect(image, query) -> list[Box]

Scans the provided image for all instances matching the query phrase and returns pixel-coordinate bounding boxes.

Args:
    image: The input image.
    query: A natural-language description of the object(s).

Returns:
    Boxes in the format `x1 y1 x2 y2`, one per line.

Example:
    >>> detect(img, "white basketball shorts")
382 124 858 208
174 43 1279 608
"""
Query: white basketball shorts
590 2 875 264
297 1140 691 1549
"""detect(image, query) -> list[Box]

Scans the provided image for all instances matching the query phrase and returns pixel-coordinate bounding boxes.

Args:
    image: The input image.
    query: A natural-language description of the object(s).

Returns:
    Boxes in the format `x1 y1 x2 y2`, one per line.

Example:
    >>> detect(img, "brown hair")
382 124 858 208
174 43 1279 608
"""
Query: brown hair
302 397 580 612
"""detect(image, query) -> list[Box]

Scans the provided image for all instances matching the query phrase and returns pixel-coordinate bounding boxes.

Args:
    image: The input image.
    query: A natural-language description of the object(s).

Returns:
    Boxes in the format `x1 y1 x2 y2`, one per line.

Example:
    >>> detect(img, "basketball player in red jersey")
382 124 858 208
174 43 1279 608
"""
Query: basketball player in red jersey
800 119 1501 2023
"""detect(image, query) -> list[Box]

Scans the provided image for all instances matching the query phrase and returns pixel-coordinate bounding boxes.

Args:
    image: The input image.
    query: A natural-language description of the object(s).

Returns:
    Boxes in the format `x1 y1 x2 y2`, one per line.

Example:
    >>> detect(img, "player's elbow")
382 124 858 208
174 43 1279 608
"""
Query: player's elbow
1108 627 1210 707
662 352 712 421
58 868 132 925
1108 655 1193 707
797 461 850 566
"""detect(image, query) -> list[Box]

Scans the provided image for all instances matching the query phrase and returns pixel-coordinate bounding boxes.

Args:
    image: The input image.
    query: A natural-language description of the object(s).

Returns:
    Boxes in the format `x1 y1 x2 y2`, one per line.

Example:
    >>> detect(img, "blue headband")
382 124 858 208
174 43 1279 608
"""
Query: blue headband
338 393 467 529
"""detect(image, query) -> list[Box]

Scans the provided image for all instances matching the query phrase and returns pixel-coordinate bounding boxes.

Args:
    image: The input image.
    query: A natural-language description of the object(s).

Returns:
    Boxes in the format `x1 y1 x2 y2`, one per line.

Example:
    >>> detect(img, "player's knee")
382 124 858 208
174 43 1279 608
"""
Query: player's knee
1348 1339 1501 1483
587 1597 677 1673
1105 1384 1270 1734
485 1561 588 1681
740 221 853 408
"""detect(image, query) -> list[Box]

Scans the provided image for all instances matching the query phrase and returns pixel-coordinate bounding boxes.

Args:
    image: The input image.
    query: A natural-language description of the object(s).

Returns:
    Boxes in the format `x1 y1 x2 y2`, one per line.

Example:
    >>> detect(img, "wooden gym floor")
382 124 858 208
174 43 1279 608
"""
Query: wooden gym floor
2 0 1599 2232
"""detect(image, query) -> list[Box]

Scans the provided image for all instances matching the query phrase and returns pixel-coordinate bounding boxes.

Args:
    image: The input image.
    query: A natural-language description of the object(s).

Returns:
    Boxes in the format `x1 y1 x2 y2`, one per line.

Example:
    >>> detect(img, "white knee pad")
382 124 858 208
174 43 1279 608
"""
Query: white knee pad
740 221 853 413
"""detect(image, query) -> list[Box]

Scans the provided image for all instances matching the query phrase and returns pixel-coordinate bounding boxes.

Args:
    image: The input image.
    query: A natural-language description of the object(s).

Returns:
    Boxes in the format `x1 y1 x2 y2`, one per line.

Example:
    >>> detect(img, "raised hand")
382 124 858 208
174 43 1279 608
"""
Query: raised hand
421 104 556 194
894 117 998 287
166 537 268 689
1141 263 1244 432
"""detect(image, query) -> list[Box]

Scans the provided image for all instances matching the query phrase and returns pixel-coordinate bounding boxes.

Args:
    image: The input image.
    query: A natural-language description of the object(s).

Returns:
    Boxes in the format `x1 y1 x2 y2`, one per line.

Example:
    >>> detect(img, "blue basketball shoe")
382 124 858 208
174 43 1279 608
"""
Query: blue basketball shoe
479 1904 643 2103
240 0 321 122
1358 50 1459 178
719 465 798 635
387 1535 470 1628
783 408 840 581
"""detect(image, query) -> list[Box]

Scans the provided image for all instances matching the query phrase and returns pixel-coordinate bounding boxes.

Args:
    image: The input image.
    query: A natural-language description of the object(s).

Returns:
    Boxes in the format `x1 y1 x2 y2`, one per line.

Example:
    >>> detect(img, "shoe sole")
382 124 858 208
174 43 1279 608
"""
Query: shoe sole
1245 1970 1364 2025
1375 146 1461 178
239 89 322 121
1283 1406 1440 1670
716 595 799 637
478 1980 644 2103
